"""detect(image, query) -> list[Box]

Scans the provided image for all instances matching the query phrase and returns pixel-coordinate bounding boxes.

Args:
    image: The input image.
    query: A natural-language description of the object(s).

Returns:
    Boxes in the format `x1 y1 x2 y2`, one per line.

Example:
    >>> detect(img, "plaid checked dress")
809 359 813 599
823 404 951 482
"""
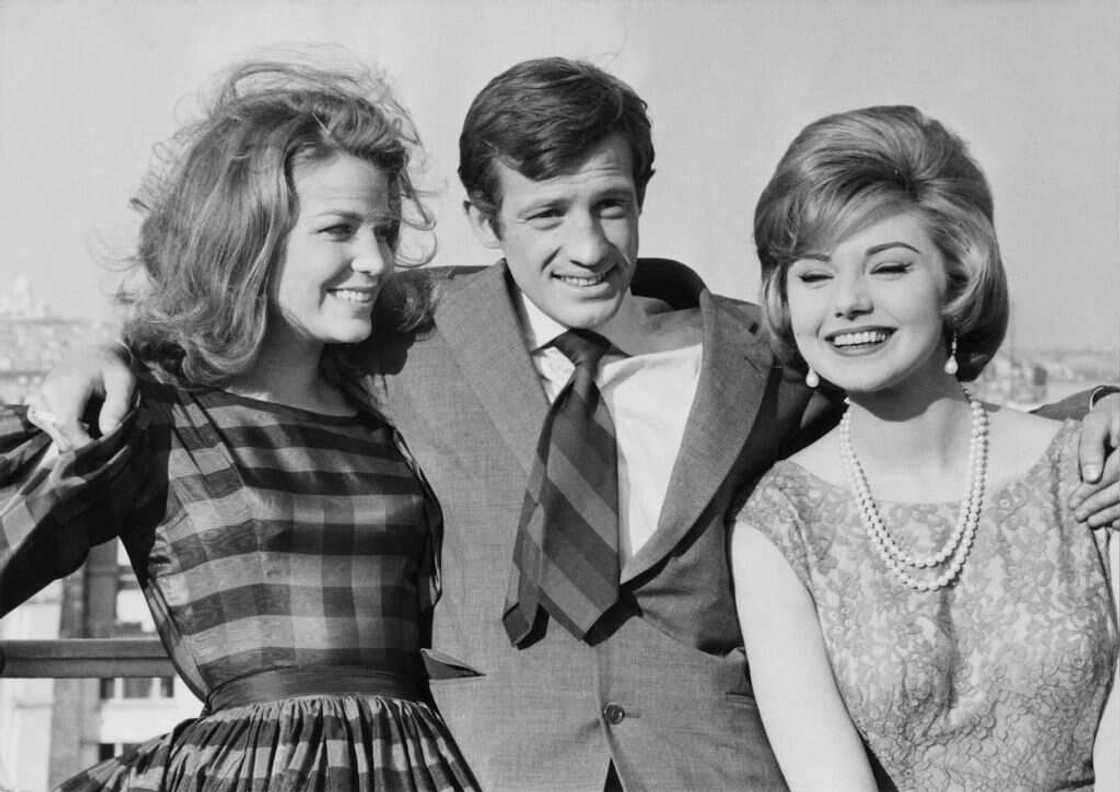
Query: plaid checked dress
0 373 479 791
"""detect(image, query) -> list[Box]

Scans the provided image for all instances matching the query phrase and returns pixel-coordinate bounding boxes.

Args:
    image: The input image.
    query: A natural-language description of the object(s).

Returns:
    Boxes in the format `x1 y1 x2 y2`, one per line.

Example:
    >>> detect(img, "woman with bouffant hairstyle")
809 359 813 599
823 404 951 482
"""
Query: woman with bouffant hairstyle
733 106 1116 789
754 104 1008 384
0 59 479 791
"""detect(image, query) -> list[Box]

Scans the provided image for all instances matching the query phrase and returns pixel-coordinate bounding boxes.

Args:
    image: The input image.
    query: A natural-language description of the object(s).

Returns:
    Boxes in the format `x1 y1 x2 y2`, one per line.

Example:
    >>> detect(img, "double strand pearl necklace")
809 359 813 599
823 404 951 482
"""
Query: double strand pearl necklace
839 388 988 592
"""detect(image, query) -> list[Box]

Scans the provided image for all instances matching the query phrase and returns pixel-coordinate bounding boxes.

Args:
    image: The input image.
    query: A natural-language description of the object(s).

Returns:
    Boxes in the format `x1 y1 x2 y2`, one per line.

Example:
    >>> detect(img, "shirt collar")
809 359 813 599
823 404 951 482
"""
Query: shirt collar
515 289 569 352
514 286 641 355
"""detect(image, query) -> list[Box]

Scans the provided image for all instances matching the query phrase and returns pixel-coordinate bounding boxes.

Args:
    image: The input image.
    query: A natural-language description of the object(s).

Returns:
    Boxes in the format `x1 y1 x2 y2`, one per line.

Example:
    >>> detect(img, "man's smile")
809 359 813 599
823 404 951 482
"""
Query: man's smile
553 272 609 287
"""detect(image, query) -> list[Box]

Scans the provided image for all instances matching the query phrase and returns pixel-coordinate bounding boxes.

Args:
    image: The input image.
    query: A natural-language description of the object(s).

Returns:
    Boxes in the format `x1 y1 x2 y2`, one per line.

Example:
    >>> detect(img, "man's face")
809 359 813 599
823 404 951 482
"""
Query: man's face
470 134 640 329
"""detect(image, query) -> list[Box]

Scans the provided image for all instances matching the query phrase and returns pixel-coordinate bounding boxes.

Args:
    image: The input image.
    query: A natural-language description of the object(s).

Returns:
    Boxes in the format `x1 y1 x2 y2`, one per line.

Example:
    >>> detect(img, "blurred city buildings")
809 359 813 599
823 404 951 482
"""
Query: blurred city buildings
0 276 118 406
973 348 1120 410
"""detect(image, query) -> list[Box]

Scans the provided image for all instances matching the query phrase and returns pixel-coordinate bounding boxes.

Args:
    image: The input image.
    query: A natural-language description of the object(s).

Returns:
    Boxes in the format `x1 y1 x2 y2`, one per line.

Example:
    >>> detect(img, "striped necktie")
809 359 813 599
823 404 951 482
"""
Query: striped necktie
503 329 620 647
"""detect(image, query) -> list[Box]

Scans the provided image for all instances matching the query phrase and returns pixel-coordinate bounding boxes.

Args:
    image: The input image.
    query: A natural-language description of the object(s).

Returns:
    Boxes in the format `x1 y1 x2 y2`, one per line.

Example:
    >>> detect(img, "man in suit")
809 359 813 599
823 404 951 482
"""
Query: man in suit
366 57 825 790
31 57 1120 791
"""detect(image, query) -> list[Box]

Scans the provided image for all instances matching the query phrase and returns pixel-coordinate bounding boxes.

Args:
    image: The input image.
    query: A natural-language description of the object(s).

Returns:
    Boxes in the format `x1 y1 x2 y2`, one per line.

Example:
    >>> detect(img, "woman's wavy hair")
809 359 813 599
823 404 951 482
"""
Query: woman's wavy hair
754 105 1009 382
118 58 435 387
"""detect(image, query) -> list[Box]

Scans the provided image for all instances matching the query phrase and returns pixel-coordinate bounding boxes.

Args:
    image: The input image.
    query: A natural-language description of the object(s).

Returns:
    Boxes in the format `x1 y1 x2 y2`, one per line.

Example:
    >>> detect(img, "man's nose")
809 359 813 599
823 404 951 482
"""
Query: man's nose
565 214 611 267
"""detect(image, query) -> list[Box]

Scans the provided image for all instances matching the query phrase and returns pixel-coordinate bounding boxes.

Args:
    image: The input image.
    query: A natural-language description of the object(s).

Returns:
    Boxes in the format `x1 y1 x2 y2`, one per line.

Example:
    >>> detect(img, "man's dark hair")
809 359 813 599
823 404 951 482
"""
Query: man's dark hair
458 57 655 229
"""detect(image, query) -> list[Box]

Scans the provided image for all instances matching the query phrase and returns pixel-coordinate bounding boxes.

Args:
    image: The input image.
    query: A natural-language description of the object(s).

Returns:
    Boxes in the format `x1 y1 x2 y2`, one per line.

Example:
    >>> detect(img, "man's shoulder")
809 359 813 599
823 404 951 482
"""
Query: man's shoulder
630 258 762 316
705 290 762 316
630 257 705 309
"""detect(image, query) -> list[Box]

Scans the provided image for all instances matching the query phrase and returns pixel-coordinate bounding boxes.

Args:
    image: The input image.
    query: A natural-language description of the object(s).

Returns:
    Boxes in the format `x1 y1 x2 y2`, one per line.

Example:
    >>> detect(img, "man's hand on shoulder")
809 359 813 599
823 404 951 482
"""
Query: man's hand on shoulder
27 343 137 451
1070 392 1120 528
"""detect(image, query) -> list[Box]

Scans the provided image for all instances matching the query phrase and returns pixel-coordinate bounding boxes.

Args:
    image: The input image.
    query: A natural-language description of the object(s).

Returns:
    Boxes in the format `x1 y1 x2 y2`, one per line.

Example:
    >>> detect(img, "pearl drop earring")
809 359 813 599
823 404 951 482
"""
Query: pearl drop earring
944 333 959 376
805 367 820 388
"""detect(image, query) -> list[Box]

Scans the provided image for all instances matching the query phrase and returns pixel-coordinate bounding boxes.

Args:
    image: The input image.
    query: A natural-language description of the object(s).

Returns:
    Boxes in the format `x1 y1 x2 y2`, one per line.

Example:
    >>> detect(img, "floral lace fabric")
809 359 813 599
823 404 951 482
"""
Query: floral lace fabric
737 421 1117 791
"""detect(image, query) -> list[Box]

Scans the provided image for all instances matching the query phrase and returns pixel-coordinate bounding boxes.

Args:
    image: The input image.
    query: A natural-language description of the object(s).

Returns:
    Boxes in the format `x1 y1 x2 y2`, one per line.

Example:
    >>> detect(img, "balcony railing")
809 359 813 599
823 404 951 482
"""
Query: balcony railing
0 637 174 677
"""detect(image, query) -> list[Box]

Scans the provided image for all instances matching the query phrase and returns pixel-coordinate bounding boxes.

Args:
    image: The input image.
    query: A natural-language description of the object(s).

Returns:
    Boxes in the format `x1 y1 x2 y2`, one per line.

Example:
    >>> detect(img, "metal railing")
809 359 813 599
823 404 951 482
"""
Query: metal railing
0 638 174 678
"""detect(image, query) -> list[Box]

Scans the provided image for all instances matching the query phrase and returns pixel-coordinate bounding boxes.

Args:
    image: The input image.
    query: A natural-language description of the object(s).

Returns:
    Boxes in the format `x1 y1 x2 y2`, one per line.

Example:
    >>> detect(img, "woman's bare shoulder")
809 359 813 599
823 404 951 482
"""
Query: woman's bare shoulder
985 403 1066 480
785 427 846 488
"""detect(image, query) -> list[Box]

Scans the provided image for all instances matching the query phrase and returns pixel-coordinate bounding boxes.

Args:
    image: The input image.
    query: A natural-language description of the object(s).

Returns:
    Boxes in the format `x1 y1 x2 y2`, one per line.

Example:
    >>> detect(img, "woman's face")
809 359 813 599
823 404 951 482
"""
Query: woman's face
786 211 950 396
270 152 397 350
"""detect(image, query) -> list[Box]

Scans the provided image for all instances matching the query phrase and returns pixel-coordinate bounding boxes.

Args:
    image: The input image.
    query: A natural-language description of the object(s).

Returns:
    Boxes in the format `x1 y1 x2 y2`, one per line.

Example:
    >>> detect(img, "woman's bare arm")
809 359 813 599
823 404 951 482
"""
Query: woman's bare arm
731 523 878 792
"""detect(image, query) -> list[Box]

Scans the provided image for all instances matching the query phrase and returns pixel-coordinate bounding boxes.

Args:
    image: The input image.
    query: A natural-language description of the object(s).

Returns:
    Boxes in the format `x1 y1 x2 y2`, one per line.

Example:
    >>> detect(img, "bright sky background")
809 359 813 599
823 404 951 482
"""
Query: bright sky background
1 0 1116 354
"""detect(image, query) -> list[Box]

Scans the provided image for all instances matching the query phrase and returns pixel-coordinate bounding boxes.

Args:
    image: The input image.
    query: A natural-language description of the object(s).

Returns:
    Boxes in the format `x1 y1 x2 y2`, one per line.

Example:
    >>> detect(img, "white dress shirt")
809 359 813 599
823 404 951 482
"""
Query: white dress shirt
516 289 703 562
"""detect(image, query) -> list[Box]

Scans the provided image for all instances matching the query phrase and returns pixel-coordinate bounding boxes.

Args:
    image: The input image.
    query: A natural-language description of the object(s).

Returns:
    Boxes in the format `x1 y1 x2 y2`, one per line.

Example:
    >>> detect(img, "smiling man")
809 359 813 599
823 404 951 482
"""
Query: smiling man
467 132 639 330
370 58 808 791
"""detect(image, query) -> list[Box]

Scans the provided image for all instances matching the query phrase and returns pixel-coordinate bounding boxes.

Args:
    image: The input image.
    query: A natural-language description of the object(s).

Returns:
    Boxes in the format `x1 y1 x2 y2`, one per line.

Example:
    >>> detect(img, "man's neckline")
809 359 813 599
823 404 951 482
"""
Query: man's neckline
515 287 701 356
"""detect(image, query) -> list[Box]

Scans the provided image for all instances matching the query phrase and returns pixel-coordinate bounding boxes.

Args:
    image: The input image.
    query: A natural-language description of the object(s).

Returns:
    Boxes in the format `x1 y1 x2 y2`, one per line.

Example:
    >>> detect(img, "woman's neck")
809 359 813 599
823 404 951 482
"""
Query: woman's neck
843 373 976 500
224 334 353 416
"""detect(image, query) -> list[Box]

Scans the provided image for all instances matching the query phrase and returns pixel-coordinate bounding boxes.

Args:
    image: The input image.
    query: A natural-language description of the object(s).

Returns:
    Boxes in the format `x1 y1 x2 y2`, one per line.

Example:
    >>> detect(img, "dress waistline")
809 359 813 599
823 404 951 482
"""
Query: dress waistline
206 666 428 713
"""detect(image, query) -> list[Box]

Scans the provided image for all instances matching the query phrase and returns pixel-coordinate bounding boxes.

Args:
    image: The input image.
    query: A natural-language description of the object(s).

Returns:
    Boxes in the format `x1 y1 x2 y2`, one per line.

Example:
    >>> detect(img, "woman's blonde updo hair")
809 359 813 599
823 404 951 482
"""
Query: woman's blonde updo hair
754 105 1009 382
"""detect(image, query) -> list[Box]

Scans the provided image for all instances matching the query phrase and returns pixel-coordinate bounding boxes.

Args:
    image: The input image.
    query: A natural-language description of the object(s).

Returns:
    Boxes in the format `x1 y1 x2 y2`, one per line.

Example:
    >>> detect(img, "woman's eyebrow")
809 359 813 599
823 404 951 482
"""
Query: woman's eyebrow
865 241 920 256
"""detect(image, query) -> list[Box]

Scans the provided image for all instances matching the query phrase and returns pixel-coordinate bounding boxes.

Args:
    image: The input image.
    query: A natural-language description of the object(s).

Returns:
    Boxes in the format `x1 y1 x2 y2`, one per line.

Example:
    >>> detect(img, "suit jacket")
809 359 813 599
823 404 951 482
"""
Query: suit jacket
370 259 837 791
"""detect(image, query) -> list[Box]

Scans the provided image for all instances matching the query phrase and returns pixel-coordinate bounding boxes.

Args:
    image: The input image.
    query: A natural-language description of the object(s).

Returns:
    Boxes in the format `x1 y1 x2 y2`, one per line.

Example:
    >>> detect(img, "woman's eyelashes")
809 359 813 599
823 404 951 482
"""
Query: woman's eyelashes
870 260 912 277
791 259 914 286
320 222 356 239
317 220 399 245
795 270 832 285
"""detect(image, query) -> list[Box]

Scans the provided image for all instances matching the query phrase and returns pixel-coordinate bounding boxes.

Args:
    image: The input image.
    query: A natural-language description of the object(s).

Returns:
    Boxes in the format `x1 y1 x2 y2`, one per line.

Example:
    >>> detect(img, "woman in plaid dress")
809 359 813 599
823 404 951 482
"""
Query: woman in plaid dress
0 60 479 791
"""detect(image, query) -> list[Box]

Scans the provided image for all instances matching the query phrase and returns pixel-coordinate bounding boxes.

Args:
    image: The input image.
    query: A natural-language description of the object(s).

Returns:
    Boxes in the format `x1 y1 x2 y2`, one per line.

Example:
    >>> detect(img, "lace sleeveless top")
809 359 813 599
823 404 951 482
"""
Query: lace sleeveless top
737 421 1117 791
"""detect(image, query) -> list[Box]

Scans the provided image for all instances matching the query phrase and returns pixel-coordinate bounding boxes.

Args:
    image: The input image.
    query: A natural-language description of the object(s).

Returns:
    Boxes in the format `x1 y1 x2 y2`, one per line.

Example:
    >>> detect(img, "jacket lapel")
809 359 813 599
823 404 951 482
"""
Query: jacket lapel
435 263 548 477
621 292 772 583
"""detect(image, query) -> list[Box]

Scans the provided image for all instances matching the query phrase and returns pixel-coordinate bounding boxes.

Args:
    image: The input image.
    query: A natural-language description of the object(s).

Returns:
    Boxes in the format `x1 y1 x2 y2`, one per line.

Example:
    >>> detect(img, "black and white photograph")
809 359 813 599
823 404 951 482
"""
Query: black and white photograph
1 1 1118 790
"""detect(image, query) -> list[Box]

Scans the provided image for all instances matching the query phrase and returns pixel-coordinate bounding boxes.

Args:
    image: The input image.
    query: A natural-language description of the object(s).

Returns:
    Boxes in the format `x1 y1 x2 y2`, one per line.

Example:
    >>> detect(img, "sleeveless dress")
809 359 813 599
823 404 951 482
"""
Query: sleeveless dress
0 374 479 791
736 421 1117 791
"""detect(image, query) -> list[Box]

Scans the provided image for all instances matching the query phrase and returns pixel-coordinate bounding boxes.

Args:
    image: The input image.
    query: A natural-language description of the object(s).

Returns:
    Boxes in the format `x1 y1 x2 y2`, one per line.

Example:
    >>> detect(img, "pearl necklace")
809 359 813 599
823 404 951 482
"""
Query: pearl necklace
839 388 988 592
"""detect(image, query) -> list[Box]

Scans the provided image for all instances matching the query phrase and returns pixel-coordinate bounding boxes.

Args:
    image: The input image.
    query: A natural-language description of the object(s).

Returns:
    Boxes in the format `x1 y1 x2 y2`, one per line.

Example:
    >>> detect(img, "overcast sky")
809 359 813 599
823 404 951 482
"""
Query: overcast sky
1 0 1116 353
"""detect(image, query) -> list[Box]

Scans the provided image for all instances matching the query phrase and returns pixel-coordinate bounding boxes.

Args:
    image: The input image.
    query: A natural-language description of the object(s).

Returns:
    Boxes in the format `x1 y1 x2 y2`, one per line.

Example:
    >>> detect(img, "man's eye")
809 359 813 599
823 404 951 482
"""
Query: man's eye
598 200 631 218
526 210 563 228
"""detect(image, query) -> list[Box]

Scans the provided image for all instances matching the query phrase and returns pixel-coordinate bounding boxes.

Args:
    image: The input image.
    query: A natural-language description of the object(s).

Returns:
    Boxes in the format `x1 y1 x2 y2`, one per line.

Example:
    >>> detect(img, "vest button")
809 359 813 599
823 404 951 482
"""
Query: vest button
602 703 626 725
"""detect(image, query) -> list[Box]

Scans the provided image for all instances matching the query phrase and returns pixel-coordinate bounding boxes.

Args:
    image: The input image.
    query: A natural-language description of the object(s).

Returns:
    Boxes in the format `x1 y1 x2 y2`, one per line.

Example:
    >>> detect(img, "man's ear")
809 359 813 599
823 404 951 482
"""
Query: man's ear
636 170 653 215
464 201 501 249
